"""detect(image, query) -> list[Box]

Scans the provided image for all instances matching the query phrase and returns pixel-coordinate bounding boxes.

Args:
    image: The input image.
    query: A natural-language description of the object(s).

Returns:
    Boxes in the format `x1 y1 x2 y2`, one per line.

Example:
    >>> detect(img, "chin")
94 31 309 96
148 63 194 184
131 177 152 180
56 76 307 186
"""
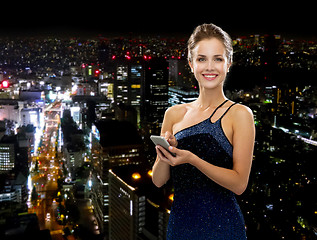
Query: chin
198 79 225 90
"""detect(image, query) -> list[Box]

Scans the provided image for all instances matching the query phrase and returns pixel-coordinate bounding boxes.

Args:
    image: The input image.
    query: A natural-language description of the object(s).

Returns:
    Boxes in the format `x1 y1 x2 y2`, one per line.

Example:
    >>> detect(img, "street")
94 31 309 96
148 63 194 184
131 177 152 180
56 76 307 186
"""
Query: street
27 101 68 240
26 99 102 240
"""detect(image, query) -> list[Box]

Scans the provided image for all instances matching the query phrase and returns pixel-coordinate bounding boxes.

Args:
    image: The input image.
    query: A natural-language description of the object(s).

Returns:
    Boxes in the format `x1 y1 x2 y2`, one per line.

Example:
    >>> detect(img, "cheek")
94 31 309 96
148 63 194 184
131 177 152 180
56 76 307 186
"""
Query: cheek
193 66 202 79
192 62 204 74
217 63 228 73
216 62 228 72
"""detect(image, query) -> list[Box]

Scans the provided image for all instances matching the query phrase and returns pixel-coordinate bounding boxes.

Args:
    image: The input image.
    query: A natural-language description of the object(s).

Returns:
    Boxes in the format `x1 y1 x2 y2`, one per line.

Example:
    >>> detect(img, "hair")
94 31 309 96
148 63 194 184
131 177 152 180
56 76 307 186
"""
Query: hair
187 23 233 63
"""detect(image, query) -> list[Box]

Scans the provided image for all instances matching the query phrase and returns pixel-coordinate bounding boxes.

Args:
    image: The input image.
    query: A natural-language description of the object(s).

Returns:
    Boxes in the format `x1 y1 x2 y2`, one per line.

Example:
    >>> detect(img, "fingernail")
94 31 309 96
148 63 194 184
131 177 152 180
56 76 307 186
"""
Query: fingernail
169 146 173 150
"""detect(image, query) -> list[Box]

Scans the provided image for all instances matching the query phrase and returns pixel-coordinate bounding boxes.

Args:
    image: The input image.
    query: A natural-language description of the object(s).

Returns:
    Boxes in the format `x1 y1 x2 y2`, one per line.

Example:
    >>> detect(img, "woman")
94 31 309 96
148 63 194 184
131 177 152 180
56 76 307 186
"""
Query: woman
152 23 255 239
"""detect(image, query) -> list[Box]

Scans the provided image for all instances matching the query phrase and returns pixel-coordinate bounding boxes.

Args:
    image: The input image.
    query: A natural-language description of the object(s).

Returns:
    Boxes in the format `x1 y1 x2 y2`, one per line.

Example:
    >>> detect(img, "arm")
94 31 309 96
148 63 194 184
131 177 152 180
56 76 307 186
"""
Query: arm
157 105 255 195
152 152 170 188
152 107 178 188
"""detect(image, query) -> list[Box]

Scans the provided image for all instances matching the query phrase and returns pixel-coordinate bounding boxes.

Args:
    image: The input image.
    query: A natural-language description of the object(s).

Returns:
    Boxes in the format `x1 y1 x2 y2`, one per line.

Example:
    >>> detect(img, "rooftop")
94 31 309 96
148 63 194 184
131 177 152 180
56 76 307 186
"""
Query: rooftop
110 165 173 209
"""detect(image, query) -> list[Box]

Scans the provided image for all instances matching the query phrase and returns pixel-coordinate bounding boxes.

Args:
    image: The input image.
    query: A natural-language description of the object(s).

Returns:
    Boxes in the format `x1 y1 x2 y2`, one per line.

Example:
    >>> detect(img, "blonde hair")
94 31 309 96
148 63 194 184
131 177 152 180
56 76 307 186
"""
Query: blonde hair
187 23 233 63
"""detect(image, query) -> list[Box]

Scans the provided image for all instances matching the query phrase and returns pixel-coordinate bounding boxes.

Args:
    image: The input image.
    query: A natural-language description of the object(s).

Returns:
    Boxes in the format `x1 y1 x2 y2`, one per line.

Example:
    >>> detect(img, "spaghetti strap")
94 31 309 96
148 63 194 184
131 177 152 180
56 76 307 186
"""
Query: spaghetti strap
209 99 229 118
219 102 238 120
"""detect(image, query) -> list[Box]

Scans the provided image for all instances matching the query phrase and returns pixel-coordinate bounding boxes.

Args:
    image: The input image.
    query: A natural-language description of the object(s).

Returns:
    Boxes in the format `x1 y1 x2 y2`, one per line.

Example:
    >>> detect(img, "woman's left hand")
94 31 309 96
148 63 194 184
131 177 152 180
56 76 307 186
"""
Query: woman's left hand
155 145 195 166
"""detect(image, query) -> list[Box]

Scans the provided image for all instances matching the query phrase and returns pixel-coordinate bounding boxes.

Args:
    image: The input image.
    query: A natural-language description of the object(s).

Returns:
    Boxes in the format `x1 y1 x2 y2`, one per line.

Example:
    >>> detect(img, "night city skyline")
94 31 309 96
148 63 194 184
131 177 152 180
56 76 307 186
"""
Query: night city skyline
0 5 316 240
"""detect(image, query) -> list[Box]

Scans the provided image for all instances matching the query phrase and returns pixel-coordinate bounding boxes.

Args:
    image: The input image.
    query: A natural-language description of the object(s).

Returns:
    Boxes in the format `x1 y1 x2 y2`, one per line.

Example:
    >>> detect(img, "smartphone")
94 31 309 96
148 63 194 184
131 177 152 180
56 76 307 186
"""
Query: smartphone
150 135 176 157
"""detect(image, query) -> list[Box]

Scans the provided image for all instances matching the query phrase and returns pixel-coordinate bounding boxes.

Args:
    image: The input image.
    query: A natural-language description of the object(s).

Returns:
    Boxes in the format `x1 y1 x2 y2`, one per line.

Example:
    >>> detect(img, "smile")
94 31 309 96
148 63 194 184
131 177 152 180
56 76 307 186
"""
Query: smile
202 74 218 80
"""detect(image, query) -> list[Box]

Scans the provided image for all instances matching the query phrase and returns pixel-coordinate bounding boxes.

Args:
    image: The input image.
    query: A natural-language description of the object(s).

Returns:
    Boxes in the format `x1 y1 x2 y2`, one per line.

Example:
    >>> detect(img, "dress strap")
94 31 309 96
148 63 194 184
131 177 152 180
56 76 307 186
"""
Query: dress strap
209 99 229 118
219 102 238 120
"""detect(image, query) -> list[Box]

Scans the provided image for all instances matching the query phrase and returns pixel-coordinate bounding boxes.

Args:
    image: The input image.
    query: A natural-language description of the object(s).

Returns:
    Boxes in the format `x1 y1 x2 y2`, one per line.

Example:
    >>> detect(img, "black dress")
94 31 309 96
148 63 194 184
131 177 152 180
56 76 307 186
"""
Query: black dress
167 100 247 239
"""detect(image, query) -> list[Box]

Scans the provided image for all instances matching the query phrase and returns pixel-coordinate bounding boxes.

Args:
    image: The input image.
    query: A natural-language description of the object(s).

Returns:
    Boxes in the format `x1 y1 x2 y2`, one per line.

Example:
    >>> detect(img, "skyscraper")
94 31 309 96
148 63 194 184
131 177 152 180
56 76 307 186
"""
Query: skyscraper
91 119 144 236
0 137 16 173
109 165 171 240
111 57 169 126
142 58 169 124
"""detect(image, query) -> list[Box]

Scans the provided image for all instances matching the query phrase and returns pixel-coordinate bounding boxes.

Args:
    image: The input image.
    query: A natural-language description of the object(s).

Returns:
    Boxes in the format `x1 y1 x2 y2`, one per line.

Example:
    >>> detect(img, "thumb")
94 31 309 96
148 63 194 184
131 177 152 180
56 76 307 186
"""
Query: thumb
169 146 179 154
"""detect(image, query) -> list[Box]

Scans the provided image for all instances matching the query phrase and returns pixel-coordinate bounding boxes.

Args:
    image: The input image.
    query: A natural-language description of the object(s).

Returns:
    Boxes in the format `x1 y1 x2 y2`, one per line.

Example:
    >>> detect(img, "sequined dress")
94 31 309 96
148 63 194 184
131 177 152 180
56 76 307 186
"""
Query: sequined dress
167 100 247 240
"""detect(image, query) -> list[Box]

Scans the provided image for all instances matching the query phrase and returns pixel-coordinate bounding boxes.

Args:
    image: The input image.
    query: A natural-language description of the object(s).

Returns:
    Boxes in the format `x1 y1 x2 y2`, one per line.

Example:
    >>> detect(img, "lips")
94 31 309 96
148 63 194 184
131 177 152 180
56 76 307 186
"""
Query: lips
202 74 218 80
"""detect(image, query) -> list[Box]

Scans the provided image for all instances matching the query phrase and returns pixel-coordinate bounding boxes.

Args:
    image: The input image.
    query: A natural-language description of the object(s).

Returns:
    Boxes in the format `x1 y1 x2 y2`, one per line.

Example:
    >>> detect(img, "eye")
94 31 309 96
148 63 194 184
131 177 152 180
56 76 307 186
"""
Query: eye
214 57 223 62
197 57 206 62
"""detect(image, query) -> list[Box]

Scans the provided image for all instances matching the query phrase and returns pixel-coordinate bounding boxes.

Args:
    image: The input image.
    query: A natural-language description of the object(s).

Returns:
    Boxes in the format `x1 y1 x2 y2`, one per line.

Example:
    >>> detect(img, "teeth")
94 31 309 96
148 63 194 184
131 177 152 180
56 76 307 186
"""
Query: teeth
204 75 216 78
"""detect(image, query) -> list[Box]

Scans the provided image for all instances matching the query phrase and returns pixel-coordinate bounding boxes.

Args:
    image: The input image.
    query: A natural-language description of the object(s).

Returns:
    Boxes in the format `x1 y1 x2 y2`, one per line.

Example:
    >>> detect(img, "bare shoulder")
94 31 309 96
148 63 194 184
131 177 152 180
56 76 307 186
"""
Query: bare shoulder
161 103 189 134
230 103 254 126
232 103 253 116
164 103 188 123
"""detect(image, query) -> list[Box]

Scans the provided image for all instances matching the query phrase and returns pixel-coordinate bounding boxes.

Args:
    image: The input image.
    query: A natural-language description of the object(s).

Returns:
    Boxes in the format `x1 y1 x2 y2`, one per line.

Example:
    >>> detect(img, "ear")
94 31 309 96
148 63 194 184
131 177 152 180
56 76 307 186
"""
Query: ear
227 62 232 73
188 60 194 73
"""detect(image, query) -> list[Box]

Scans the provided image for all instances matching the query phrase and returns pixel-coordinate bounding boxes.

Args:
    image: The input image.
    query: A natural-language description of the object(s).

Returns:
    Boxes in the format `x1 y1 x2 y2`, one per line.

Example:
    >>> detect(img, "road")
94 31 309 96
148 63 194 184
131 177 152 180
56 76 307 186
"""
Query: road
28 100 69 240
28 100 100 239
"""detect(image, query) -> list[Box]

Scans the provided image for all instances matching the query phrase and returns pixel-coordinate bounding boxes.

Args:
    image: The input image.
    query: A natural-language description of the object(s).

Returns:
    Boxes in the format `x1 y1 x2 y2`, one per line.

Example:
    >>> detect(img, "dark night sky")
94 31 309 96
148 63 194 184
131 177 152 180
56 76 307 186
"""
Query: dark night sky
1 2 316 39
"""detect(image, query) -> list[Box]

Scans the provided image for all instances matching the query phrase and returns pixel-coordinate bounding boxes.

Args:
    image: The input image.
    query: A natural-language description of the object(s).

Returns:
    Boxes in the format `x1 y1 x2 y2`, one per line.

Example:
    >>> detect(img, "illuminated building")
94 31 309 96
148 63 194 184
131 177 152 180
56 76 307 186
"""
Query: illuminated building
142 58 169 124
0 100 20 124
168 86 198 106
168 59 195 88
20 109 41 128
0 93 44 131
109 165 171 240
114 62 141 107
111 57 169 125
90 120 144 236
0 144 15 172
0 172 27 203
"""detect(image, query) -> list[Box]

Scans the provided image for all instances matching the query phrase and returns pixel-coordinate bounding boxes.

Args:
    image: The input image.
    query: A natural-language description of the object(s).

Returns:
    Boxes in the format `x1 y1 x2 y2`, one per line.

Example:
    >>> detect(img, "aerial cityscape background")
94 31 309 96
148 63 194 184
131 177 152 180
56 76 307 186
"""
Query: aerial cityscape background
0 4 316 240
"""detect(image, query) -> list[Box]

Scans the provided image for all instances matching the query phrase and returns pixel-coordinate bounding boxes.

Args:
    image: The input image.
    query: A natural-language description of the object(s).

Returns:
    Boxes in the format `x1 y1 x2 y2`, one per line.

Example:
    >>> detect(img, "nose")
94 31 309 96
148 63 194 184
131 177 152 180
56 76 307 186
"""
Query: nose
205 60 215 71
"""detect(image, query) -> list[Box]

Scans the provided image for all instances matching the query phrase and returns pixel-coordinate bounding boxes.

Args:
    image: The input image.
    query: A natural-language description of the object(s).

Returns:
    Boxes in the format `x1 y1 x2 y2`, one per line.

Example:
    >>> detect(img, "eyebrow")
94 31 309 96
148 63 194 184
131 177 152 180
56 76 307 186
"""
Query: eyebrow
197 54 224 57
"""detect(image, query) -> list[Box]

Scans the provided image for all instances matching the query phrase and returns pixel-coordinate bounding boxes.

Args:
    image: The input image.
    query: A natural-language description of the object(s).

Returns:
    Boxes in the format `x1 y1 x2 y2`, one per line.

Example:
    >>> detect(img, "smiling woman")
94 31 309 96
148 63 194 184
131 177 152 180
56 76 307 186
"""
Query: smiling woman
152 23 255 239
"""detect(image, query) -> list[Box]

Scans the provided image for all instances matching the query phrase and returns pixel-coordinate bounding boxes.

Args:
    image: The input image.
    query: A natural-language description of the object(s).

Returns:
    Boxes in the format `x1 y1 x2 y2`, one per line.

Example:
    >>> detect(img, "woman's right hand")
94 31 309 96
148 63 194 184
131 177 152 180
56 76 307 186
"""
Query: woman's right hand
163 131 178 147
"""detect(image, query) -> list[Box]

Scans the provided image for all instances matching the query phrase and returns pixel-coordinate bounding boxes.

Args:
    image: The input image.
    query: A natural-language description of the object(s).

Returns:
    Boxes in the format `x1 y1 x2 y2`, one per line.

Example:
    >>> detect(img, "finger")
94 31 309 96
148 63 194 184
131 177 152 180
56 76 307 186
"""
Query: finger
168 146 179 156
157 145 174 159
156 146 165 158
169 137 178 147
157 145 168 156
156 147 164 159
156 147 172 164
165 131 172 141
165 131 178 146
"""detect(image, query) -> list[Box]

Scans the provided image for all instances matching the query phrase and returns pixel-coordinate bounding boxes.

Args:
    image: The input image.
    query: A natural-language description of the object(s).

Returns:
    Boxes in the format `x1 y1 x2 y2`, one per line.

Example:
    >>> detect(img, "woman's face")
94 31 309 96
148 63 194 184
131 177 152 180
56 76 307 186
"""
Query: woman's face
189 38 231 90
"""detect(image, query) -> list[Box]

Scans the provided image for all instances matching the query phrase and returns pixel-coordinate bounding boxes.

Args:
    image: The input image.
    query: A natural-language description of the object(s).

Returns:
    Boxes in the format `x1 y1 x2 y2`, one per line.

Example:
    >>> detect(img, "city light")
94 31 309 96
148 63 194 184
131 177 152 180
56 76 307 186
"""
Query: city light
1 80 9 88
168 194 174 201
132 172 141 180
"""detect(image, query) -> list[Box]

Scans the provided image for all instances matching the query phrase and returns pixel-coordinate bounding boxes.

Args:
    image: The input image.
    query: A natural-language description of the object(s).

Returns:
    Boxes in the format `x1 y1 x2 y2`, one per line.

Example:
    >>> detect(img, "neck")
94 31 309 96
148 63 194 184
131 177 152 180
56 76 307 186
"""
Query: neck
195 86 226 109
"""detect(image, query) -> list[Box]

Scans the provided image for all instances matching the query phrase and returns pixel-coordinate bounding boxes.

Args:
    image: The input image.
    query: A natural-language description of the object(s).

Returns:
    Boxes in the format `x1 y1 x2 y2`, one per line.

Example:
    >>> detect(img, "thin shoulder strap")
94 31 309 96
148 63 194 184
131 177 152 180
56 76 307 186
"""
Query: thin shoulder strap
220 102 238 120
210 99 229 118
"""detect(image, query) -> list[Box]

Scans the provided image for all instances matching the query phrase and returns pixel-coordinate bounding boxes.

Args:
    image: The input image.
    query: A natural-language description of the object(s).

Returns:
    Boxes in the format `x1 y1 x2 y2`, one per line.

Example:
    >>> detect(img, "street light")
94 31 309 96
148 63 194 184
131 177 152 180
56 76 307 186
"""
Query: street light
132 173 141 180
